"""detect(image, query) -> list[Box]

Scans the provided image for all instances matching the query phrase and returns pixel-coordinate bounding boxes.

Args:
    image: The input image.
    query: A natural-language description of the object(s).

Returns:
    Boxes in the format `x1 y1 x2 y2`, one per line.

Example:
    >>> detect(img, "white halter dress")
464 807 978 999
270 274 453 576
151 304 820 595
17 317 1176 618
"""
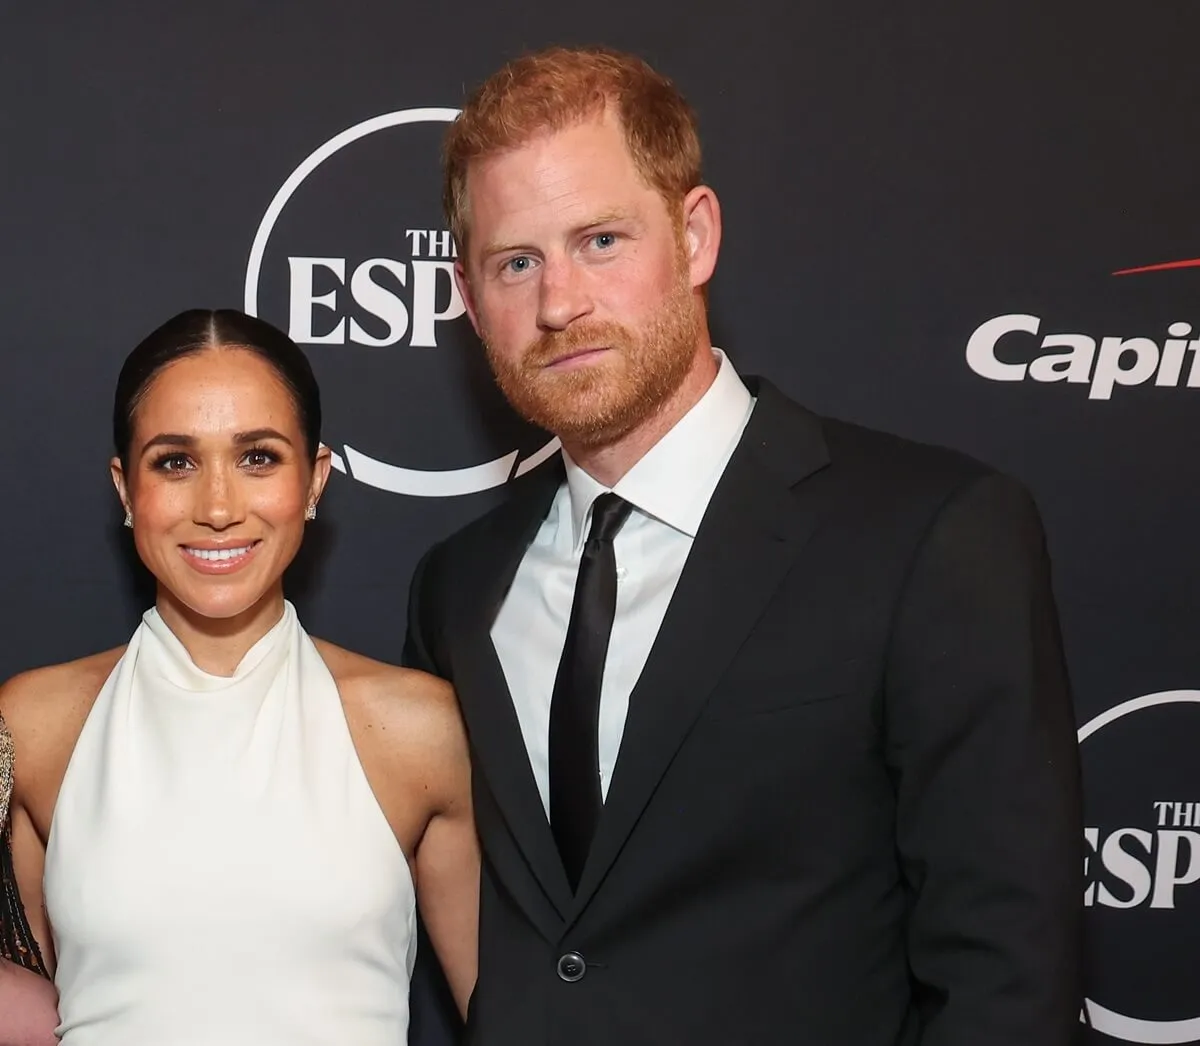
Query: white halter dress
43 601 416 1045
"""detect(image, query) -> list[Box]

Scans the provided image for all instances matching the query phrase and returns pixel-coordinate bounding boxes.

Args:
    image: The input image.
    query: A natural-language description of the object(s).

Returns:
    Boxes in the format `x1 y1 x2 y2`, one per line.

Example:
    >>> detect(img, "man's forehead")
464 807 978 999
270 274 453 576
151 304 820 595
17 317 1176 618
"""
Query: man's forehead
469 105 627 177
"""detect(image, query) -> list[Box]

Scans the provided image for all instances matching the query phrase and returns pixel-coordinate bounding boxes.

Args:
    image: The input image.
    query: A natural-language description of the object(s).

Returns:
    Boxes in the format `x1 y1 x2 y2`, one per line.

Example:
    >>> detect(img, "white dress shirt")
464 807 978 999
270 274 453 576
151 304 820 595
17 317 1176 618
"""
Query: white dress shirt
491 350 755 815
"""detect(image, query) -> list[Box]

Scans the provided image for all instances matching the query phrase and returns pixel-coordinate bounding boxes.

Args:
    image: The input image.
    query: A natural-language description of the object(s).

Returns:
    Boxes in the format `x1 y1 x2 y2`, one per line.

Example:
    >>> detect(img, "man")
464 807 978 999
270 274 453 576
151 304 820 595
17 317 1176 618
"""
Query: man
405 45 1083 1045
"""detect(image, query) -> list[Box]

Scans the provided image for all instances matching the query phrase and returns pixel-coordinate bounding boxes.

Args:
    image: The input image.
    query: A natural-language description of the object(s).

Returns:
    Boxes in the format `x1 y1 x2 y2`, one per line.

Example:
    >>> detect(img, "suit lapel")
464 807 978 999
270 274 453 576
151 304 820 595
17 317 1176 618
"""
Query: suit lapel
569 380 830 916
449 462 575 927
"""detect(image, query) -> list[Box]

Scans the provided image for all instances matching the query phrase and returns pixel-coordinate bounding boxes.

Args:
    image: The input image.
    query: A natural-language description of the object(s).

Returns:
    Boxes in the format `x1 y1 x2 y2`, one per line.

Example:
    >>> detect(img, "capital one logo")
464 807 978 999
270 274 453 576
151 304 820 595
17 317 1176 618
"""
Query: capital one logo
244 108 558 497
965 257 1200 399
1079 690 1200 1043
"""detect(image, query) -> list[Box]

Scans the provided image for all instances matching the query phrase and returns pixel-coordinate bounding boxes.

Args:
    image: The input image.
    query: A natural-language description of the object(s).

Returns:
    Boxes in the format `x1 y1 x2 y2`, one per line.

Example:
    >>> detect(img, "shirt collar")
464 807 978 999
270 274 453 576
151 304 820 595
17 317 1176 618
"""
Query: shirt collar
563 349 754 548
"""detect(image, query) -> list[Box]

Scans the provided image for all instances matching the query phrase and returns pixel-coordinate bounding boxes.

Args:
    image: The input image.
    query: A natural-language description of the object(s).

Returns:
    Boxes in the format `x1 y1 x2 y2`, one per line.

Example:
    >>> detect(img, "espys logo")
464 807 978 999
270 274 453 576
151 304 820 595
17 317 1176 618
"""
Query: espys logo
1079 690 1200 1043
965 257 1200 400
244 108 558 497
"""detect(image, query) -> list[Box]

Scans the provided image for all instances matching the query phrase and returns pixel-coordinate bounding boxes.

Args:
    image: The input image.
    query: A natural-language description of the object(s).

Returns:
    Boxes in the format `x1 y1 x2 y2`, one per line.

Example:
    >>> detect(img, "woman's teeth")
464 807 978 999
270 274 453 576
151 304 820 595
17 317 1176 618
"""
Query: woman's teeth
185 546 253 561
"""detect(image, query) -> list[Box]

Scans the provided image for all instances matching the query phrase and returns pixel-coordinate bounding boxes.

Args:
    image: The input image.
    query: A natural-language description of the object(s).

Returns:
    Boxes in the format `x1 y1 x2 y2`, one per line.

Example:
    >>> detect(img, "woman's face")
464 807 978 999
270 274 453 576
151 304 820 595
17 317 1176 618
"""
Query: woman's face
111 347 330 622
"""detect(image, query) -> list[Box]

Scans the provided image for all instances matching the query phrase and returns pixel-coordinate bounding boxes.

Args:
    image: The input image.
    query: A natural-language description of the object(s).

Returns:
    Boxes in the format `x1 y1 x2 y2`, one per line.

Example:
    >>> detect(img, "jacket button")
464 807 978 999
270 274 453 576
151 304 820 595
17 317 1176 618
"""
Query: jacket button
556 951 587 982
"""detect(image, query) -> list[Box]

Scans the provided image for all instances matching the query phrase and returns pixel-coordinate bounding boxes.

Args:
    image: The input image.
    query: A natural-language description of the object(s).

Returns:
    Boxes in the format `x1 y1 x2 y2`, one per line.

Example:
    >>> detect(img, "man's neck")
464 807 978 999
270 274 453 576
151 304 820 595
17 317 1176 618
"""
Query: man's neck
563 345 719 489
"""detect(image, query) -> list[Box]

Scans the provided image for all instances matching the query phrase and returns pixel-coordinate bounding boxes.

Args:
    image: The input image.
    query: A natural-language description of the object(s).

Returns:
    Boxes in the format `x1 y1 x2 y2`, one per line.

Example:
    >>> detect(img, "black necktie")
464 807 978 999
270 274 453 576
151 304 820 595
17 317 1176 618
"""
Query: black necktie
549 492 633 890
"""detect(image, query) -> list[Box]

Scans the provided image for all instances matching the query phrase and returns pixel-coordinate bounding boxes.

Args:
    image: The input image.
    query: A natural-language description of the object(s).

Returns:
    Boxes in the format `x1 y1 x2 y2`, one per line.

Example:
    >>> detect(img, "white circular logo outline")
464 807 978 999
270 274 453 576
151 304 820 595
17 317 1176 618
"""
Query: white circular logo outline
244 107 559 497
1078 689 1200 1043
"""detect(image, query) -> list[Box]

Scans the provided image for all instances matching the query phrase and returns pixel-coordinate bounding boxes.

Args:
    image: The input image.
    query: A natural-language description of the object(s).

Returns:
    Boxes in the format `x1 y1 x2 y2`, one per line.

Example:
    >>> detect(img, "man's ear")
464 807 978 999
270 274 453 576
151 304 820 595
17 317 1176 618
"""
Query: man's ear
680 185 722 289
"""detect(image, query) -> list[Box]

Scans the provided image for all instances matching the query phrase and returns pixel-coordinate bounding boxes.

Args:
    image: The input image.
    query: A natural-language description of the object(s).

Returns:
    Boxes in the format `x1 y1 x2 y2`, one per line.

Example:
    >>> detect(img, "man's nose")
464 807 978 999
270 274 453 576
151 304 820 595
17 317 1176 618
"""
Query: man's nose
536 256 594 331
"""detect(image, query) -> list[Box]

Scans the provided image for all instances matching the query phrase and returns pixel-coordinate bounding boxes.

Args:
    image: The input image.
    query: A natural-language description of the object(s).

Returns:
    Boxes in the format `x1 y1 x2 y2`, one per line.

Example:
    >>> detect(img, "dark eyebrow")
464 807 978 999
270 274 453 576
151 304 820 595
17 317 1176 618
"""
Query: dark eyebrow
140 433 195 454
138 429 293 457
234 428 293 446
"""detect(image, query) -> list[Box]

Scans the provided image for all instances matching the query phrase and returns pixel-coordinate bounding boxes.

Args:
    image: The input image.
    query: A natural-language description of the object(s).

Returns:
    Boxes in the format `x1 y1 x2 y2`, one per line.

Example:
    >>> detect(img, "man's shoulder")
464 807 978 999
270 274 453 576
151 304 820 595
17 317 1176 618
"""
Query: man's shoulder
425 467 557 559
819 413 994 490
757 393 1047 567
756 379 989 484
756 379 1022 516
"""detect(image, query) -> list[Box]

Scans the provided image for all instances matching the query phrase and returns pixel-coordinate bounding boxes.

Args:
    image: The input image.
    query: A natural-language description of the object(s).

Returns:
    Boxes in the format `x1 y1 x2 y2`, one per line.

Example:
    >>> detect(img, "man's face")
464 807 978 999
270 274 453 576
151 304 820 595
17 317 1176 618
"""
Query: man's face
455 109 709 448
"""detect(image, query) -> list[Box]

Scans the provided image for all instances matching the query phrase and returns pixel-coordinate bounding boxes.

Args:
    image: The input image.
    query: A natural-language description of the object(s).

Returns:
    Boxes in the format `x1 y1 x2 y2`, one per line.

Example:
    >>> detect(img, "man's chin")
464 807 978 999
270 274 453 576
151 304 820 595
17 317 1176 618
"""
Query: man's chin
504 371 616 425
526 395 648 448
498 332 694 446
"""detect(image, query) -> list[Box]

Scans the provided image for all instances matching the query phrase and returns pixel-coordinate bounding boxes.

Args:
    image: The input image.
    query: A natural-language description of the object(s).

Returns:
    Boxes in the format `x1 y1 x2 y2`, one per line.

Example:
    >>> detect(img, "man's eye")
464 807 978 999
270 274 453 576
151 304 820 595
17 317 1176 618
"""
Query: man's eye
505 255 532 274
592 232 617 249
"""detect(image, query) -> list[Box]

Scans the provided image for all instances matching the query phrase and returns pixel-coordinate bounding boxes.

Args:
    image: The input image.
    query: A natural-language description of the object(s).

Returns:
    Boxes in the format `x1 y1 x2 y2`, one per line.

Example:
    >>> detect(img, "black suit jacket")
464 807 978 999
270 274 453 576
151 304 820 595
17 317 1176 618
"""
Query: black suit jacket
404 378 1083 1046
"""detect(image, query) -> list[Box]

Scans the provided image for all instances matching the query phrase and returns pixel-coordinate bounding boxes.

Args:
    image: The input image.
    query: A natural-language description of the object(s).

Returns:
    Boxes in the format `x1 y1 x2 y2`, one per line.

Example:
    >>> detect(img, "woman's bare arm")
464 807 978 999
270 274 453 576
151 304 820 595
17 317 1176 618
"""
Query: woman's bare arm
410 685 479 1018
0 651 121 978
323 644 480 1021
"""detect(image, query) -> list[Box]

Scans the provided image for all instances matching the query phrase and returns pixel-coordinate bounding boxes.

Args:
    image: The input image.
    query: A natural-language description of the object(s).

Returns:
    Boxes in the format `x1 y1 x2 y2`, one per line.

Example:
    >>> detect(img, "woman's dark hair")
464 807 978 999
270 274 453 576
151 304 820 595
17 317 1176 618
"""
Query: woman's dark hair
113 309 322 467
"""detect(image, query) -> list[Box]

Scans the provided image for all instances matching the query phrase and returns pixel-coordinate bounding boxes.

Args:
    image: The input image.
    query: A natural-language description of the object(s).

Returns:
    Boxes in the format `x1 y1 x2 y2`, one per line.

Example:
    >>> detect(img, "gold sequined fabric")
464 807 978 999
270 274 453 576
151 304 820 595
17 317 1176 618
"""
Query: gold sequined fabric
0 711 13 828
0 710 48 976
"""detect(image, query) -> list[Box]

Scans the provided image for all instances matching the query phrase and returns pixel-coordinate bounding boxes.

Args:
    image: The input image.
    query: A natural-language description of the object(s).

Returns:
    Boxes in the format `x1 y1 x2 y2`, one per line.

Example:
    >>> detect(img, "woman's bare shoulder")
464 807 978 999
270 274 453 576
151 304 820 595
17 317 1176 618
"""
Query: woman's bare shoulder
313 640 468 817
0 648 124 803
312 639 460 738
0 647 125 734
314 639 452 702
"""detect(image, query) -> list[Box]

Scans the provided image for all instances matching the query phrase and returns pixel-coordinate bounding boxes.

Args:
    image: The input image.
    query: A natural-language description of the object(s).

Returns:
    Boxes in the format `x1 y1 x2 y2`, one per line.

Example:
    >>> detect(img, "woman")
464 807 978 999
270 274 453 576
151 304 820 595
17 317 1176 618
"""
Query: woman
1 724 58 1046
0 309 478 1044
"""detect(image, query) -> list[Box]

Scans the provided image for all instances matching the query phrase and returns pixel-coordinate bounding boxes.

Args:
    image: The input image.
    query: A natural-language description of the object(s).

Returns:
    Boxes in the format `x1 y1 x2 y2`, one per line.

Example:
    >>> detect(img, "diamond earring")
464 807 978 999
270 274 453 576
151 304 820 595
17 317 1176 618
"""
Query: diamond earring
123 510 133 529
304 504 317 522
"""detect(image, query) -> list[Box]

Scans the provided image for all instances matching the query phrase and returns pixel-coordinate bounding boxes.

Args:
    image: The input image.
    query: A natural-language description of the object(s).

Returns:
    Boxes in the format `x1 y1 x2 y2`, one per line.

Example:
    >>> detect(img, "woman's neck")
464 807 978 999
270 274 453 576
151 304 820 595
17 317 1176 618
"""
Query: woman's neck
154 588 287 677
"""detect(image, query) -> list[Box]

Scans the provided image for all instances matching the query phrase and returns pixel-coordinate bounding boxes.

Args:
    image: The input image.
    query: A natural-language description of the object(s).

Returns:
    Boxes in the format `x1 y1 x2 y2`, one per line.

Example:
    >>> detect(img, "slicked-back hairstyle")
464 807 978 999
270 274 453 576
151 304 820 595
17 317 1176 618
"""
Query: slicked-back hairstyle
444 46 702 253
113 308 322 467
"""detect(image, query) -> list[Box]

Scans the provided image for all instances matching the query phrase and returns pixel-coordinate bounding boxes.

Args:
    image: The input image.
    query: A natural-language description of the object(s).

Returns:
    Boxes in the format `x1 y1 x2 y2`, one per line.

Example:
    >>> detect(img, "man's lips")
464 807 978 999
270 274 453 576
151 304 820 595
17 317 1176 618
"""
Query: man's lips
543 346 611 370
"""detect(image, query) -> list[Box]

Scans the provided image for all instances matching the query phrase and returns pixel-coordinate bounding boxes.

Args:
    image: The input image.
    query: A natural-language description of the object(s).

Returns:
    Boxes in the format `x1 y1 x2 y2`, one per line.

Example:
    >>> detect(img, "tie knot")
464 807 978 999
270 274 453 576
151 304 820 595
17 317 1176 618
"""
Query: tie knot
587 493 632 544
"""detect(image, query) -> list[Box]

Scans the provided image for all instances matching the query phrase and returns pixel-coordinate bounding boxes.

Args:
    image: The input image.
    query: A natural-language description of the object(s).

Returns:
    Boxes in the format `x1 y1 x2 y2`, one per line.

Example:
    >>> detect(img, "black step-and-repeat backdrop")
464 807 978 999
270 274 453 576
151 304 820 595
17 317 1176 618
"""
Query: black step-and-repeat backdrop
3 3 1197 1043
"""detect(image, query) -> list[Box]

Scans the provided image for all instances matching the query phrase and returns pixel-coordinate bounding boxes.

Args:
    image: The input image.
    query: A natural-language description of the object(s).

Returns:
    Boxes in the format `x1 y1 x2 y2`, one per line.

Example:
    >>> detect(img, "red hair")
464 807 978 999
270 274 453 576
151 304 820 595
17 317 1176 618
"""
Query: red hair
444 46 702 251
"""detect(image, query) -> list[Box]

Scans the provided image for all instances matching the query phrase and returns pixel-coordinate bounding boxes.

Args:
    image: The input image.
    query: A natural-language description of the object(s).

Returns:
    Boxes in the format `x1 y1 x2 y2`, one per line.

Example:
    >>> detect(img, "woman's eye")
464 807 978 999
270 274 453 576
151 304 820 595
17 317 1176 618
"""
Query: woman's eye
243 449 276 469
158 454 192 473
